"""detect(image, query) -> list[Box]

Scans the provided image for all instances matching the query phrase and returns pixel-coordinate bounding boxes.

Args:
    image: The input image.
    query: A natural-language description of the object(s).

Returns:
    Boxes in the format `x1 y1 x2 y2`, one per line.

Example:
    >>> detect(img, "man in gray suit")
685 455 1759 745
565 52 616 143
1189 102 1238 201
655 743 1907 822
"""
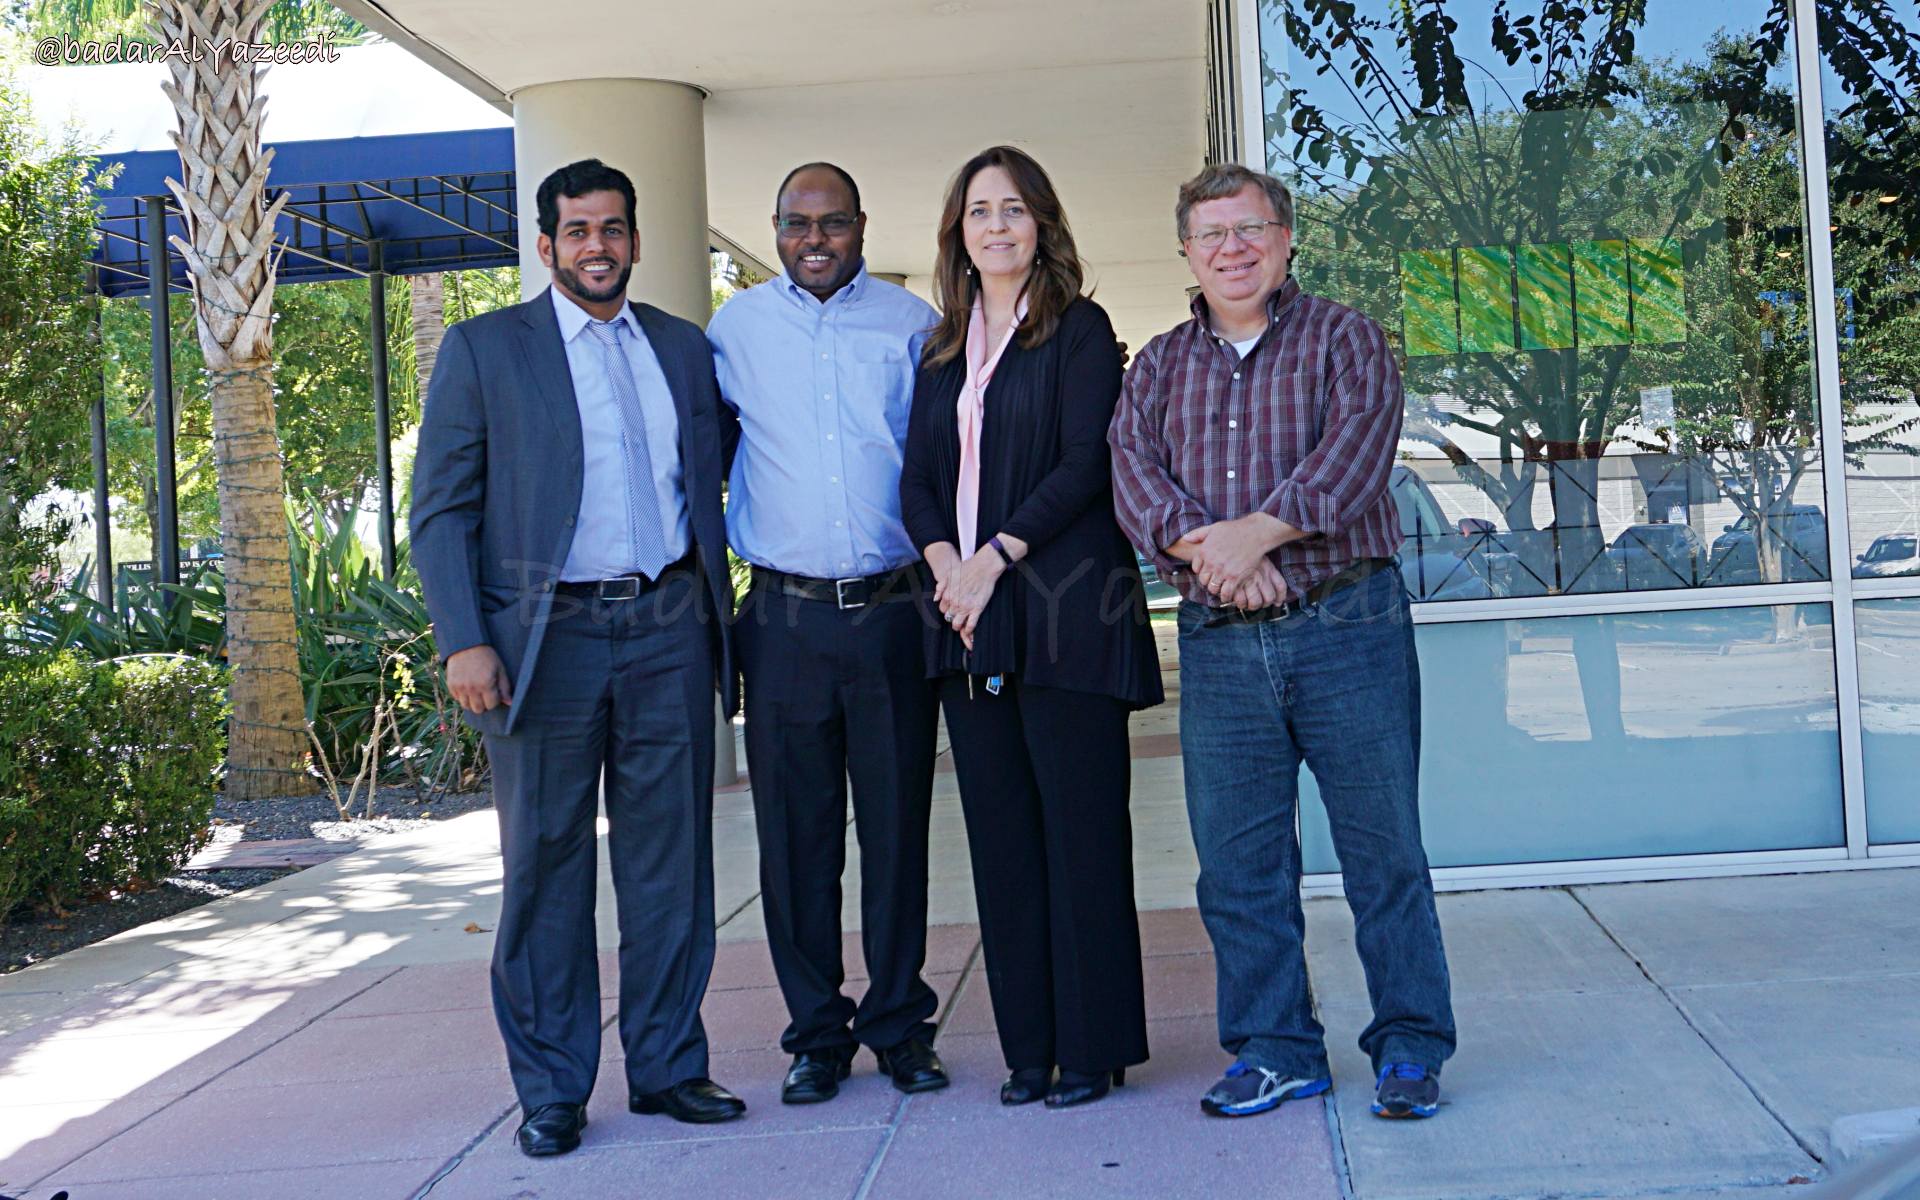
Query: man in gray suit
412 159 744 1159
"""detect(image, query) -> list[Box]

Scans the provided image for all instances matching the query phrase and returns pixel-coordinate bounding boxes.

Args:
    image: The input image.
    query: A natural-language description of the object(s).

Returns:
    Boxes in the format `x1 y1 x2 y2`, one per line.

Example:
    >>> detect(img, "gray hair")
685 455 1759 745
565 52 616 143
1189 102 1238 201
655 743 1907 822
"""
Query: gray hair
1175 163 1294 240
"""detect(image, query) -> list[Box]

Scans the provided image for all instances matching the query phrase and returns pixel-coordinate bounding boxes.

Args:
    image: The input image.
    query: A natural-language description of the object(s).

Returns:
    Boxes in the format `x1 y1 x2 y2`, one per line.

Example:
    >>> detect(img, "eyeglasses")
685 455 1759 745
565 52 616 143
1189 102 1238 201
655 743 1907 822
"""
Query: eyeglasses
776 215 856 238
1182 220 1286 250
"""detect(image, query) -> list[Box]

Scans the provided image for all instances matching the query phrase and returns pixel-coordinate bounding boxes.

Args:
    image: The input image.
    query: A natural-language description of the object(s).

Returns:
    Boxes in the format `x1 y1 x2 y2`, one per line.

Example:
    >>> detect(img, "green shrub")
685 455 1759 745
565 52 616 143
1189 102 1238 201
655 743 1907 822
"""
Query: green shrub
6 501 486 804
0 650 228 923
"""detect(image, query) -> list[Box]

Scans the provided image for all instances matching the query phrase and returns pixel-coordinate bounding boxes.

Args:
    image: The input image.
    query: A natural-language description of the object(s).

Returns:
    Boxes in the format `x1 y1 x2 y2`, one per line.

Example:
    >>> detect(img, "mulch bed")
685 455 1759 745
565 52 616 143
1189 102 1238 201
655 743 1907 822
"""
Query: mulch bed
1 784 494 977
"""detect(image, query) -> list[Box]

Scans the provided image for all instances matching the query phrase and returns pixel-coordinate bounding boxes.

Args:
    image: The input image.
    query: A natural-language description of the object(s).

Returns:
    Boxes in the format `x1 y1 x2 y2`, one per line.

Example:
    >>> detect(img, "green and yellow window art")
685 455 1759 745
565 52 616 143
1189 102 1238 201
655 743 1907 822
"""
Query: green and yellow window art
1398 237 1685 356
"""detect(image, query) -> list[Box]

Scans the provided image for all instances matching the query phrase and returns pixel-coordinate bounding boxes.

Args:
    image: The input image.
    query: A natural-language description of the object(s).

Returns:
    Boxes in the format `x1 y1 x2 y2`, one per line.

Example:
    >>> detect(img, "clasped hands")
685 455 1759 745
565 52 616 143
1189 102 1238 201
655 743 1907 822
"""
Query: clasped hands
1174 513 1292 610
925 536 1025 651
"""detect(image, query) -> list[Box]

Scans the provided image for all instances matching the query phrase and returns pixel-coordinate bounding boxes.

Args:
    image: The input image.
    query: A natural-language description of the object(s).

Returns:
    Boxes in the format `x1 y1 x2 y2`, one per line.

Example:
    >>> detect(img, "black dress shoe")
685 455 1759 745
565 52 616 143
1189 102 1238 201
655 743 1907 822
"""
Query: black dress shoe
516 1102 587 1157
629 1077 746 1123
874 1037 950 1094
1045 1067 1126 1109
782 1049 855 1104
1000 1067 1053 1106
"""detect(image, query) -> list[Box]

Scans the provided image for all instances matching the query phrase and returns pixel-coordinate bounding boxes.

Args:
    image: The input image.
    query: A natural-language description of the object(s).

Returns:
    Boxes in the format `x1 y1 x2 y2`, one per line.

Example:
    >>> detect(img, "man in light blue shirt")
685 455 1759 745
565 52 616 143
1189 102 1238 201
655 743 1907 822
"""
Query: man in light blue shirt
708 163 949 1103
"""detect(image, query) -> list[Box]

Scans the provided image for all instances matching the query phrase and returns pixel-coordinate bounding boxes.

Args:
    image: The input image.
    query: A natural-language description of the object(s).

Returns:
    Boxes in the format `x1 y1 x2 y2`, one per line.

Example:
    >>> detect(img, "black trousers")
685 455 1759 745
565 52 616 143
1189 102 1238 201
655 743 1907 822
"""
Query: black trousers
939 677 1149 1075
737 584 940 1055
483 571 716 1110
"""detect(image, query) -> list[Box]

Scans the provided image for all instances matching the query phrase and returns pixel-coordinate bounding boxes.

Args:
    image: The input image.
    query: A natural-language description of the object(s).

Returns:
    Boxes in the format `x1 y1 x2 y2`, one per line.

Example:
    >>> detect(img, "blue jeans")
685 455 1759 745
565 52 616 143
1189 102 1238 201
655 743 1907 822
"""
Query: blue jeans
1177 568 1455 1079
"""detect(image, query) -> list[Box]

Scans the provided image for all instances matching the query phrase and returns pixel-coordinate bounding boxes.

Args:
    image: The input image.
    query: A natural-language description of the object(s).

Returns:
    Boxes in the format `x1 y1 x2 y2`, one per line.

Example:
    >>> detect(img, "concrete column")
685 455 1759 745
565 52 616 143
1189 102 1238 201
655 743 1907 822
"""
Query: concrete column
512 78 711 327
511 78 738 785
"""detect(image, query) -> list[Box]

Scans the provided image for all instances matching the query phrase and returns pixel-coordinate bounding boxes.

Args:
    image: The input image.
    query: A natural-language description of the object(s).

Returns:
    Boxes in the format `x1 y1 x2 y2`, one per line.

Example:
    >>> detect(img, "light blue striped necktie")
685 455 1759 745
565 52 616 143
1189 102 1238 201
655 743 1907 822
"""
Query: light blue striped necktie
585 319 669 579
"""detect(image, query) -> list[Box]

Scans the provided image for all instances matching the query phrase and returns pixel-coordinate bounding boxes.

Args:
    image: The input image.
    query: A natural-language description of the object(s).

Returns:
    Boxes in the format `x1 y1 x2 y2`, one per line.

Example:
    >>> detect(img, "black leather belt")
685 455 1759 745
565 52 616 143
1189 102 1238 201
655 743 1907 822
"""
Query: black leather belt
556 552 696 600
1201 557 1394 628
751 564 920 611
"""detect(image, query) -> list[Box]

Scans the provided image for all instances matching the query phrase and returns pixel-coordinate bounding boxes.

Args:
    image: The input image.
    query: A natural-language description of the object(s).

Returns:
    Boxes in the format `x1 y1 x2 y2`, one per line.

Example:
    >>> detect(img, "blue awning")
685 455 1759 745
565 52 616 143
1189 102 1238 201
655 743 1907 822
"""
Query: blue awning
92 126 519 297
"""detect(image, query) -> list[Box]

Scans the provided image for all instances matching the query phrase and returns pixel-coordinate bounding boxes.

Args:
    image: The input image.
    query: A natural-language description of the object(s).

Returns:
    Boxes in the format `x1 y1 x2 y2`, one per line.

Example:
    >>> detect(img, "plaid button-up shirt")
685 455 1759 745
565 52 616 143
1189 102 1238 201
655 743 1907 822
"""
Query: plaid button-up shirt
1108 277 1404 605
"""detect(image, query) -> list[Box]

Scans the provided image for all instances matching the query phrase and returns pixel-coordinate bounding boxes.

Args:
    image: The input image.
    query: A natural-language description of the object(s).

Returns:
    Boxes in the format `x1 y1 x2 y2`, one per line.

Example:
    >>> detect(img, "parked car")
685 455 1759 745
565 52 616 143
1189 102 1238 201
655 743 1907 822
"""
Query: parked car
1610 522 1708 590
1389 466 1503 599
1856 533 1919 579
1705 504 1829 584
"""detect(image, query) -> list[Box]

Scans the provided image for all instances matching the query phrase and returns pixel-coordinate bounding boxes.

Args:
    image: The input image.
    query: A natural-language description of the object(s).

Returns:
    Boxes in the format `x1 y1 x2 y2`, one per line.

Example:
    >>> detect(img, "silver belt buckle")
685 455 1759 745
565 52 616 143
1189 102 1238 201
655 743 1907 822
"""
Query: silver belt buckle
598 576 641 601
834 577 865 610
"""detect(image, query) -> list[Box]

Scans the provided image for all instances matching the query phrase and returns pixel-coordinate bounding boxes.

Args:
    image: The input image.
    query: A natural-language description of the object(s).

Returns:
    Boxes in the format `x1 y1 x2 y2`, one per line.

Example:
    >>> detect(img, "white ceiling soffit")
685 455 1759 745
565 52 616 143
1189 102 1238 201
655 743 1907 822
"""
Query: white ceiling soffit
329 0 1211 347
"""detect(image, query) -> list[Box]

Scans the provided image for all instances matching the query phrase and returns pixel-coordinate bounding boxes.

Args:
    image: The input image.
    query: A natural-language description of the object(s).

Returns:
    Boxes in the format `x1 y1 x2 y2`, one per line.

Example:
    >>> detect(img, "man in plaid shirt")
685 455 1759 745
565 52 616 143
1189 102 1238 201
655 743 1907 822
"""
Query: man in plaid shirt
1109 163 1455 1122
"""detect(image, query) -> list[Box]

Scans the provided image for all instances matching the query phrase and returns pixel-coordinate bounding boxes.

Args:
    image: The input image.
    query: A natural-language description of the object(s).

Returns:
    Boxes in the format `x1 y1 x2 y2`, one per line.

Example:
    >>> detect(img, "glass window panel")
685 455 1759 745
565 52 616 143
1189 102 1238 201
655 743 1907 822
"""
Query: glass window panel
1828 4 1920 579
1857 598 1920 844
1401 249 1460 356
1259 1 1832 601
1517 242 1575 352
1574 240 1634 347
1299 605 1846 871
1458 245 1516 352
1630 238 1687 346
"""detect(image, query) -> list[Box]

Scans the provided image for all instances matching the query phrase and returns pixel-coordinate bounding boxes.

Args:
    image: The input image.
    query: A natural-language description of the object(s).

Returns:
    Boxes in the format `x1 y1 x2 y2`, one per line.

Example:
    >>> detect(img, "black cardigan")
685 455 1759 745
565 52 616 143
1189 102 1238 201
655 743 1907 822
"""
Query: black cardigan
899 297 1164 710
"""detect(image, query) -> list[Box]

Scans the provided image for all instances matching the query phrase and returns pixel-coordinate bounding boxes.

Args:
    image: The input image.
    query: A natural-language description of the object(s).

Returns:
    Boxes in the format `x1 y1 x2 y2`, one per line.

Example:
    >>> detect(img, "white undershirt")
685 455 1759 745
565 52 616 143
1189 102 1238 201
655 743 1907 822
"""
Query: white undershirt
1213 324 1263 359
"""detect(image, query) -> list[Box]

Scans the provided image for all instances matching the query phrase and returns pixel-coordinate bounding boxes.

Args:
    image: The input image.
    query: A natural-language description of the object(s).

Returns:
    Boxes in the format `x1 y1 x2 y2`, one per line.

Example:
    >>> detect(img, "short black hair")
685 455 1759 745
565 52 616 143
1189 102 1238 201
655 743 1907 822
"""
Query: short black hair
536 158 637 239
774 162 861 217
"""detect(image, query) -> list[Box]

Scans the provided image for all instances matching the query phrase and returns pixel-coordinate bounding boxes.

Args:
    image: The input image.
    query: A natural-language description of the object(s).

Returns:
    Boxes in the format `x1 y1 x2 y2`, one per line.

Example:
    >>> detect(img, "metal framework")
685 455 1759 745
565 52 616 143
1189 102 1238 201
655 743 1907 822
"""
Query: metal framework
1226 0 1920 890
90 168 523 594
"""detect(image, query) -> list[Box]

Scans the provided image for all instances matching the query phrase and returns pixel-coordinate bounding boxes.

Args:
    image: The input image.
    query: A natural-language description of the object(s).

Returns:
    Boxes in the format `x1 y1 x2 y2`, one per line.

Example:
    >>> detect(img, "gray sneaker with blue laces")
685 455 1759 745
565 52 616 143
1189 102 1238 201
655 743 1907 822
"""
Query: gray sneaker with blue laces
1372 1062 1440 1118
1199 1061 1331 1117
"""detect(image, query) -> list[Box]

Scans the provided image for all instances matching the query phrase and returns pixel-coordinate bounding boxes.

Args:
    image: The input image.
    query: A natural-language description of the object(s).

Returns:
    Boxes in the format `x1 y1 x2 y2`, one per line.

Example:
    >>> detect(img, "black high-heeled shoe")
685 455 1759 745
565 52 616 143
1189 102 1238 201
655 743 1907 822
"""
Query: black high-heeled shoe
1001 1066 1053 1106
1044 1067 1126 1108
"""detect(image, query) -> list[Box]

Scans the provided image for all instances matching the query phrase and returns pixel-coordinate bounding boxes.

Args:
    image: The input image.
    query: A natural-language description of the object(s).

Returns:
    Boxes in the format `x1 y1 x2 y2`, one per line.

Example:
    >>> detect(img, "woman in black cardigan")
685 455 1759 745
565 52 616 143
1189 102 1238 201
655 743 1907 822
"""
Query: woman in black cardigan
900 145 1163 1109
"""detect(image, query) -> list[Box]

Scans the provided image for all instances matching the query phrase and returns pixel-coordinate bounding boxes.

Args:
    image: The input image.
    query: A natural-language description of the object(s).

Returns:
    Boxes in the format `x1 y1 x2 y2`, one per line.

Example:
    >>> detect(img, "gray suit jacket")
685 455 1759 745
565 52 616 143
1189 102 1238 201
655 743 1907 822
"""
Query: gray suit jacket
410 287 737 736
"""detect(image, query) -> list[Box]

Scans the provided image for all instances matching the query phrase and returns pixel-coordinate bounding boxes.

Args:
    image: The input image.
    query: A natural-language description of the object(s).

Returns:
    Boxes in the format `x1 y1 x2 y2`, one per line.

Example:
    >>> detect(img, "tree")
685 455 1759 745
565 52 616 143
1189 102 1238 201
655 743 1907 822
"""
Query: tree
0 68 106 616
150 0 312 798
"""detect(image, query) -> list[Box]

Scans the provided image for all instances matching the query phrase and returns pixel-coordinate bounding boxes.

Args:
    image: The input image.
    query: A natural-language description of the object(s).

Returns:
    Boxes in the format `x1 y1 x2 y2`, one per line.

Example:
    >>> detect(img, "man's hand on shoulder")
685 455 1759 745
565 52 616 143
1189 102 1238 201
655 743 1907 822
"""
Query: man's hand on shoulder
446 645 512 714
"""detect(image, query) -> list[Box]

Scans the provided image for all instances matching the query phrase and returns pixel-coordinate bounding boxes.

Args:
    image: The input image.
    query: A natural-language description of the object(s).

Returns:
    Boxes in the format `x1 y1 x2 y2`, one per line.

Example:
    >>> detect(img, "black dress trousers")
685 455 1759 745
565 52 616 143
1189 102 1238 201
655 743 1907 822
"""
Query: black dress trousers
937 677 1149 1076
736 581 941 1055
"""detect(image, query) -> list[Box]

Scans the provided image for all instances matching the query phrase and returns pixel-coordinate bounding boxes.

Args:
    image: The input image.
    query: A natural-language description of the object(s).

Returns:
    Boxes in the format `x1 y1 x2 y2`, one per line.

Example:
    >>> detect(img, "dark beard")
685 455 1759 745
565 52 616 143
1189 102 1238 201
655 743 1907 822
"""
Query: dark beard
552 258 632 305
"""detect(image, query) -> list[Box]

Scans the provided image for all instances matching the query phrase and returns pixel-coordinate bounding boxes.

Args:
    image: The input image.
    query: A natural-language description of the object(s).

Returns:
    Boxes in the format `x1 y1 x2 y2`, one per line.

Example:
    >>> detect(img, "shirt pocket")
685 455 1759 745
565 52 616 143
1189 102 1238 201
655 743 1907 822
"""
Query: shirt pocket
848 351 914 442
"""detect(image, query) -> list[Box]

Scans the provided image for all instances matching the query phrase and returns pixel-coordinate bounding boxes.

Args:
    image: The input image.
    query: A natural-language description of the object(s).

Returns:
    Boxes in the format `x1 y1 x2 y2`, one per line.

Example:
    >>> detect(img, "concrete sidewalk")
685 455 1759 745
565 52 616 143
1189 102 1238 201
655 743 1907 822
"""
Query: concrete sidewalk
2 639 1916 1197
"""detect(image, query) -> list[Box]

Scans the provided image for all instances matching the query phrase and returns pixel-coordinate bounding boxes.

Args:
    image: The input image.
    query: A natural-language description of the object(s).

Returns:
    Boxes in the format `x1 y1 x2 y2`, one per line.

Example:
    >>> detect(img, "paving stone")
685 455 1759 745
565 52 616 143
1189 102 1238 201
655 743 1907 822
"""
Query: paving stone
49 1068 514 1183
868 1076 1339 1200
1135 906 1214 958
1322 991 1819 1200
208 1005 510 1089
1574 871 1920 987
432 1127 885 1200
0 1092 178 1193
183 837 358 871
1674 975 1920 1160
39 1156 444 1199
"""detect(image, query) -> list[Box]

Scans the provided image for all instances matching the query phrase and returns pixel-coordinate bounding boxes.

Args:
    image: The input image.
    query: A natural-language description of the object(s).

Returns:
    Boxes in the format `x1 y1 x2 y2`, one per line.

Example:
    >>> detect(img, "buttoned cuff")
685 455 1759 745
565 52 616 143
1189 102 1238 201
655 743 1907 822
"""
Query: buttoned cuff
1262 480 1343 540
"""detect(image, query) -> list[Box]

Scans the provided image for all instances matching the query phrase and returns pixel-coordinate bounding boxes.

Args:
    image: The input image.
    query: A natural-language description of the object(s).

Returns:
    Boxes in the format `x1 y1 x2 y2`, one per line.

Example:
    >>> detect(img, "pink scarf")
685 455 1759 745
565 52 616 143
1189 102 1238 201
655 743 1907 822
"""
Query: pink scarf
955 293 1026 558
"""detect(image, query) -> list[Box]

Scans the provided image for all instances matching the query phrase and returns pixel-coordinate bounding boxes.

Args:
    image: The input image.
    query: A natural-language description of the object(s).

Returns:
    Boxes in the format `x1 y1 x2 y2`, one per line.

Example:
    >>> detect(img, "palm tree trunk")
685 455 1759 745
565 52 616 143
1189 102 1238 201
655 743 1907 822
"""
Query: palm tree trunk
410 272 445 398
150 0 314 798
